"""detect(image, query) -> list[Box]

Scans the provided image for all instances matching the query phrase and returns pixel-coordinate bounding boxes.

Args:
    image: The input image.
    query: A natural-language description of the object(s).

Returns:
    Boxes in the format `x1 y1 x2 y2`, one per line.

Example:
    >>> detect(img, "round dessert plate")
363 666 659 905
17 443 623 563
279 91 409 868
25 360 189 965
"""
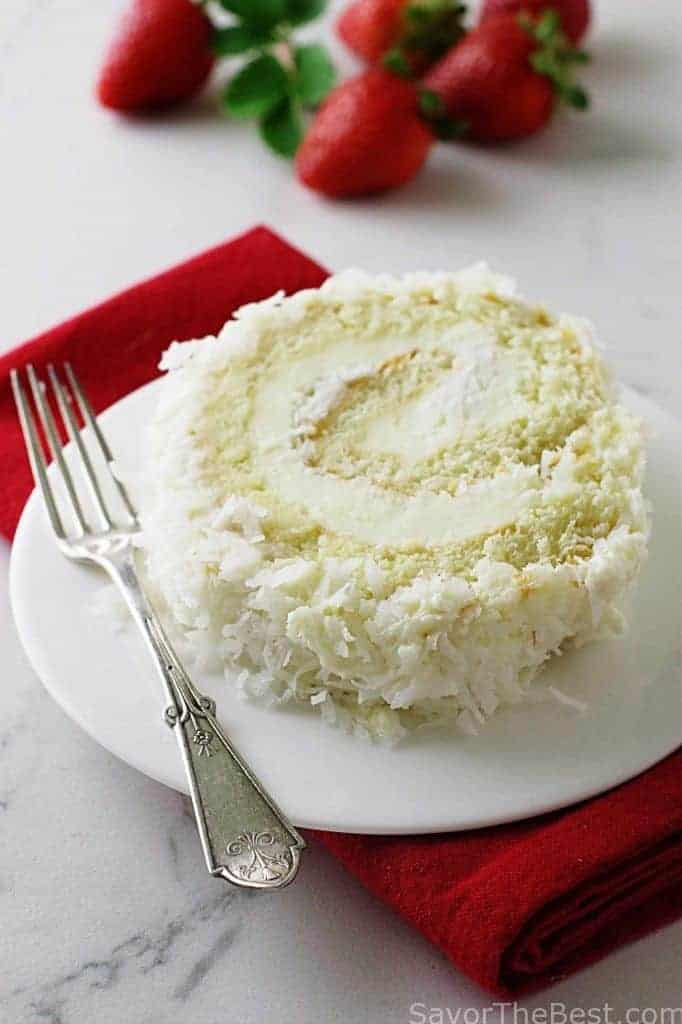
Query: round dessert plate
9 379 682 834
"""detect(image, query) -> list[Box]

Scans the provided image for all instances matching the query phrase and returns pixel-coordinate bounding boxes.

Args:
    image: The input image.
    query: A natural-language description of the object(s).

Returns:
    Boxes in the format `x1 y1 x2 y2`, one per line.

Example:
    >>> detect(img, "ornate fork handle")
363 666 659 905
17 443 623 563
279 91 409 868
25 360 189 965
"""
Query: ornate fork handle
108 554 305 889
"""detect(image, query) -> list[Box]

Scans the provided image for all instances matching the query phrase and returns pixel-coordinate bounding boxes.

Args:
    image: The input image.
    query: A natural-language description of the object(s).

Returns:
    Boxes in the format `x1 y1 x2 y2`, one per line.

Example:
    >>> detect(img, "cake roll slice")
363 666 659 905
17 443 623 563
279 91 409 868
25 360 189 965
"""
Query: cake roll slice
141 267 650 742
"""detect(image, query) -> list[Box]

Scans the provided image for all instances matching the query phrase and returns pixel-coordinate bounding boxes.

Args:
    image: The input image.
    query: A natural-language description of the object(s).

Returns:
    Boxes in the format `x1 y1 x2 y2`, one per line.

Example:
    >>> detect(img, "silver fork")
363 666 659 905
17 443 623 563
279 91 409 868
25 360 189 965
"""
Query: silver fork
11 362 305 890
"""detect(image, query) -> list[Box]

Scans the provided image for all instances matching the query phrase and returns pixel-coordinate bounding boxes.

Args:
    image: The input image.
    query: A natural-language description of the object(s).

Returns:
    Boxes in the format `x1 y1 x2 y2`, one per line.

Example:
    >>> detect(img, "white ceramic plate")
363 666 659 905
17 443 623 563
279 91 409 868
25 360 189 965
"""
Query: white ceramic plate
9 380 682 834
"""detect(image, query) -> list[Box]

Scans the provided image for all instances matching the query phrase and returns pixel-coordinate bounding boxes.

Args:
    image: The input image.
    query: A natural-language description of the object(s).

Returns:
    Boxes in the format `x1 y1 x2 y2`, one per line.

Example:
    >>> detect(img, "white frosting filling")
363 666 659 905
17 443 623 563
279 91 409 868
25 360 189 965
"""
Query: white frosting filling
251 324 541 545
364 346 532 463
259 453 542 546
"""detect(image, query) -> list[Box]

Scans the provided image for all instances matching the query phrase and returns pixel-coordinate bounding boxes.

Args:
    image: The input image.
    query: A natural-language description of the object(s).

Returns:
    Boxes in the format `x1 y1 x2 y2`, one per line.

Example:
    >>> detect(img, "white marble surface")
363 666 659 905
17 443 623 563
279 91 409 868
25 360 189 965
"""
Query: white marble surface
1 0 681 1021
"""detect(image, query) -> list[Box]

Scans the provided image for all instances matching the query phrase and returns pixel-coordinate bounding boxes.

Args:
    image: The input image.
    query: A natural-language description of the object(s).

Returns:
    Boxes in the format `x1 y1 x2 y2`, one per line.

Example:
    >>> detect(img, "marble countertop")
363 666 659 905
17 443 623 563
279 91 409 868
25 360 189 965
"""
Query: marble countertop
1 0 681 1021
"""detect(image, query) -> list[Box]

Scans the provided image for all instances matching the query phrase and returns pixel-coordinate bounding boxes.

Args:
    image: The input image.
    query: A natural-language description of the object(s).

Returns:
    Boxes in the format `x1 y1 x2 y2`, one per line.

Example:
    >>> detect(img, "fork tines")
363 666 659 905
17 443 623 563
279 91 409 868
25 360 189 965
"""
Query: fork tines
11 363 138 540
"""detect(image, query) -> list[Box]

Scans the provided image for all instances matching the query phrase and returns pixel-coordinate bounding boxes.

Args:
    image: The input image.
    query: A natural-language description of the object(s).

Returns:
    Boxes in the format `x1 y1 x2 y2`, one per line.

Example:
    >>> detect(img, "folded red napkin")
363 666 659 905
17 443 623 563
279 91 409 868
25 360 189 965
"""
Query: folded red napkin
2 226 681 996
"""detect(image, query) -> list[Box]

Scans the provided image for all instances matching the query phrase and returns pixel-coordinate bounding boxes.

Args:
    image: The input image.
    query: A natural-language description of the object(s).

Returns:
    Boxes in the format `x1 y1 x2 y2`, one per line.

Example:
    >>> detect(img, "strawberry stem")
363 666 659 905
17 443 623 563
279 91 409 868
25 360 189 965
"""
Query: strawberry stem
383 49 413 78
520 9 590 109
381 0 468 80
418 87 468 139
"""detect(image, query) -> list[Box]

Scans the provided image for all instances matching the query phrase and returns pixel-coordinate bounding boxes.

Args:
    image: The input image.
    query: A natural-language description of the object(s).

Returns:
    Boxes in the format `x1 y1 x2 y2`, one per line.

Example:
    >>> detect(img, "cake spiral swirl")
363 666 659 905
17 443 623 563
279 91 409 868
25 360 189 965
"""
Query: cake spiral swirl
141 267 649 741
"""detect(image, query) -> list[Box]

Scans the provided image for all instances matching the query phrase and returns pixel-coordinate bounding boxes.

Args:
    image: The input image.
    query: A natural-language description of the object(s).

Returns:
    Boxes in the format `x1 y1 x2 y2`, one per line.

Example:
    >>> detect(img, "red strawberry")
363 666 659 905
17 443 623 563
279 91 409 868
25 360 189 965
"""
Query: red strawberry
97 0 215 112
337 0 467 75
337 0 406 62
479 0 590 44
422 12 588 143
296 69 433 197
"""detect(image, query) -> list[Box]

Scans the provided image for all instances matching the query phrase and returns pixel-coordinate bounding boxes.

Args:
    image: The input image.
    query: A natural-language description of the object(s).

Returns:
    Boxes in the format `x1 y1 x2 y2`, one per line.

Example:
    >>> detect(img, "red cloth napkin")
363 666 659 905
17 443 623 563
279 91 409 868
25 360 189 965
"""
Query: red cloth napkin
2 225 681 996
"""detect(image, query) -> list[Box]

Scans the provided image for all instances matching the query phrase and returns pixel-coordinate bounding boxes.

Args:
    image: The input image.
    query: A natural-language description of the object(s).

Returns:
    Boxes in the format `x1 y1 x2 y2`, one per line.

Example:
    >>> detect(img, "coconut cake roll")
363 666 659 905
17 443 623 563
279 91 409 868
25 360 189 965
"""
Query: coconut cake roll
140 267 650 742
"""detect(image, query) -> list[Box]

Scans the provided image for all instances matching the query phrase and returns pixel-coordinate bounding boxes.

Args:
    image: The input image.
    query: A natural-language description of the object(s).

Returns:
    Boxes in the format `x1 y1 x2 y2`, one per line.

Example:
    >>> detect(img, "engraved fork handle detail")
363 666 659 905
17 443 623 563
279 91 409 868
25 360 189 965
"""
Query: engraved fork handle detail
108 554 305 889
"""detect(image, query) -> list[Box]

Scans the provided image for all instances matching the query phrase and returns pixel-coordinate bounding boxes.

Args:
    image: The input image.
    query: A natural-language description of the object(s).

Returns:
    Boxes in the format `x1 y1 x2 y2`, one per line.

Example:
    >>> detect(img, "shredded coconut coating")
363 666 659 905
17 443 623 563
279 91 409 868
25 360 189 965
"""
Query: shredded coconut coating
140 267 650 742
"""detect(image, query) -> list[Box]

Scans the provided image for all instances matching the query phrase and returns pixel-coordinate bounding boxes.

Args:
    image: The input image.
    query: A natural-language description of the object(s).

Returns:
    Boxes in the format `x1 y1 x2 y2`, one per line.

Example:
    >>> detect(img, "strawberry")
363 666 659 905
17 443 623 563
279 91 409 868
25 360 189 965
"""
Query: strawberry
336 0 467 75
296 69 433 197
337 0 407 63
479 0 590 44
97 0 215 112
422 12 589 143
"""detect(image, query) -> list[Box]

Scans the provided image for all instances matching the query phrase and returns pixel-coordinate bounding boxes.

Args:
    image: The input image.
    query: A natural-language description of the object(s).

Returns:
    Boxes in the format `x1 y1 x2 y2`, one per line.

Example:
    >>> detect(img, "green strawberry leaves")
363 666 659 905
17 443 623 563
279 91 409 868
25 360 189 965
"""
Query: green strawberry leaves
215 0 335 157
287 0 327 25
260 97 304 156
522 10 591 110
294 44 336 106
217 0 328 33
221 46 335 156
218 0 287 26
223 54 289 118
212 24 276 56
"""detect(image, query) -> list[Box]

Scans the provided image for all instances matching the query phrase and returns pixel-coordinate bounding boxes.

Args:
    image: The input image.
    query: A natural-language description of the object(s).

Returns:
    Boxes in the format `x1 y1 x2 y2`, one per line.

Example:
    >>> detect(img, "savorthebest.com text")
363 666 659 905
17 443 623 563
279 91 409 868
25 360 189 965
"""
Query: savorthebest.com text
408 1002 682 1024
